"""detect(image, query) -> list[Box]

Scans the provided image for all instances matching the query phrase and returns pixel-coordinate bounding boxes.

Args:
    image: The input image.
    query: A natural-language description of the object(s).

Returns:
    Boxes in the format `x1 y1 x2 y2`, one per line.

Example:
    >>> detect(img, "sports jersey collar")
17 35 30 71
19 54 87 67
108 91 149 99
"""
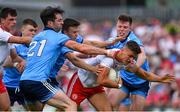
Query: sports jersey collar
43 27 56 32
120 31 131 43
0 25 10 32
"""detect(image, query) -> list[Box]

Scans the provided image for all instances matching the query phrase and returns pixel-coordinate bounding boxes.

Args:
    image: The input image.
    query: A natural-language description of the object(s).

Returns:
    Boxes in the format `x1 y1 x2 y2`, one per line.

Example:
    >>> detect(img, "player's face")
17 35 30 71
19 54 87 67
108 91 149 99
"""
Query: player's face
65 26 79 40
121 48 136 65
21 25 37 37
116 20 131 40
53 13 63 32
1 14 16 30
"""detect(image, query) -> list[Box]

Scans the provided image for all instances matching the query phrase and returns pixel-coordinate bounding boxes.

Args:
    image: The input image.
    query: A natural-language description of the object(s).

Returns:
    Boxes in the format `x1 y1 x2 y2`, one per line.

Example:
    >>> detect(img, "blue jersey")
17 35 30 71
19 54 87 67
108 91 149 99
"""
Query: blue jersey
20 28 70 81
3 44 28 88
107 31 150 85
49 34 84 78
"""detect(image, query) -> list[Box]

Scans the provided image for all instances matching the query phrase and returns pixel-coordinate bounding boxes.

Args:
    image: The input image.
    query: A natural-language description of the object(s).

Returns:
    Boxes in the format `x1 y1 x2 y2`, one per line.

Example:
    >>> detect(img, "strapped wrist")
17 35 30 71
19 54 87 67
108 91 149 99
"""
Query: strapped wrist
13 62 18 67
118 84 122 89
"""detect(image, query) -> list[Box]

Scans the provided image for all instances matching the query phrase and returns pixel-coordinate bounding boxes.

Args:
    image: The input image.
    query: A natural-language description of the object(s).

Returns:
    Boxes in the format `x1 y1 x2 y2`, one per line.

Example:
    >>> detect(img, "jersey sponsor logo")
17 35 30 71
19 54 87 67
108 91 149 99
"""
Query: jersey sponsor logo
72 93 78 100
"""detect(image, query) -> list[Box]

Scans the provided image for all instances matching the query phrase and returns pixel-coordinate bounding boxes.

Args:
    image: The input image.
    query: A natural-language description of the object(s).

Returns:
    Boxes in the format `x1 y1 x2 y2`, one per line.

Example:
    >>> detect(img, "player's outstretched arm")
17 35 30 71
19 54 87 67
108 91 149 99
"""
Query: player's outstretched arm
9 48 26 73
66 52 97 73
65 40 110 56
8 36 32 44
125 63 175 83
83 39 115 48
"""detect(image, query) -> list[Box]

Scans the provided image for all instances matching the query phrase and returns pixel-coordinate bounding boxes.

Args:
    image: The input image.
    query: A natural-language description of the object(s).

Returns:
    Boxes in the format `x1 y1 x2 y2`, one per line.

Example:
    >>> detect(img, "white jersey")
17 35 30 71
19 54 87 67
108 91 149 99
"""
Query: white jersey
78 53 123 88
0 27 12 69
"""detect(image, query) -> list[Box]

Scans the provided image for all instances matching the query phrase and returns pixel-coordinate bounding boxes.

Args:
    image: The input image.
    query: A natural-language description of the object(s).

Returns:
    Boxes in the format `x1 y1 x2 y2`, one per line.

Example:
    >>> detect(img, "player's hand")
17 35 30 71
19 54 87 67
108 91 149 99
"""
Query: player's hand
61 64 69 71
159 74 175 83
116 76 122 85
96 65 109 76
16 60 26 73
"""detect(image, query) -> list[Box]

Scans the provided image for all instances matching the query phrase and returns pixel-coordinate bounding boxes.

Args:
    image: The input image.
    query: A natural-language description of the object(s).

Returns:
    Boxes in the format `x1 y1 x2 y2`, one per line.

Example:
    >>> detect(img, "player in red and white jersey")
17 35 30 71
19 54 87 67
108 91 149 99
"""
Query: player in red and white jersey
66 41 175 111
66 41 141 111
0 7 31 111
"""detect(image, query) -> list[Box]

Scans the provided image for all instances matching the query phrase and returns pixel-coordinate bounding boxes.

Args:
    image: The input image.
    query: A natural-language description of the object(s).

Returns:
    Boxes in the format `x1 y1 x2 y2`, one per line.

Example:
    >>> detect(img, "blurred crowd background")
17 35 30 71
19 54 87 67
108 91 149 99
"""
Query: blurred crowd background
0 0 180 111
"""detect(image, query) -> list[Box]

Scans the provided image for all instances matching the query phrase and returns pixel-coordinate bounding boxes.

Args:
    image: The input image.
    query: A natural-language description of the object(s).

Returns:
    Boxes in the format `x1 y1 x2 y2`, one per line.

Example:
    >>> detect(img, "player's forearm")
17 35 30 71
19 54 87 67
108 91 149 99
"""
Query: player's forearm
135 68 161 82
65 40 108 55
2 56 14 67
98 79 119 88
8 36 31 44
85 40 112 48
69 56 97 73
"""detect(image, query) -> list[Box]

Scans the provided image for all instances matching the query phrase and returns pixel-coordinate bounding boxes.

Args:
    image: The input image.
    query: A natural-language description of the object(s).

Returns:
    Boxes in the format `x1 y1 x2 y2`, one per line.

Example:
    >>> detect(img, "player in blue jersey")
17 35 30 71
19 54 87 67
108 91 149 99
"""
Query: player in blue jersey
19 6 122 111
62 18 119 48
3 19 38 110
106 14 152 111
49 18 121 85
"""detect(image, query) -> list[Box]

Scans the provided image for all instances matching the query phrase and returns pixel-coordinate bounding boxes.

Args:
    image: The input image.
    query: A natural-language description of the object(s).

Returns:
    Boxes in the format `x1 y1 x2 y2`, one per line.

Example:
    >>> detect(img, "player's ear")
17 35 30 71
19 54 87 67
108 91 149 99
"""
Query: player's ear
0 18 5 24
20 25 25 33
47 21 53 27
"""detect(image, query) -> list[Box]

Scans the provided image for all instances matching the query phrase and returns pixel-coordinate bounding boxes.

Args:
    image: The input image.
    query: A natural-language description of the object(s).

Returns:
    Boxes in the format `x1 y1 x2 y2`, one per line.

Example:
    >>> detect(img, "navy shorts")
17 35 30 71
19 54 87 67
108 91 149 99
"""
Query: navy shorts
19 79 62 104
120 78 150 98
6 87 25 106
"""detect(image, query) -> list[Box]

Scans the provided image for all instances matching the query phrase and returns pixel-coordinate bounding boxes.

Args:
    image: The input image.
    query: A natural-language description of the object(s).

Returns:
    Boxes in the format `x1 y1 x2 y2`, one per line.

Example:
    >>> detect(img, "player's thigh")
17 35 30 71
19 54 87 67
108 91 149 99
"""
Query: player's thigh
88 92 112 111
47 91 77 110
0 91 10 111
25 100 44 111
130 94 146 111
108 88 128 106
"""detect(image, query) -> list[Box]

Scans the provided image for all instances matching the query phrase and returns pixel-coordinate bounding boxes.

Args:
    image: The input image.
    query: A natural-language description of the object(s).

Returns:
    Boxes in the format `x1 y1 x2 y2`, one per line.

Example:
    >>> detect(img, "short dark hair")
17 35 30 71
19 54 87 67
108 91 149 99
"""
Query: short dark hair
118 14 132 25
40 6 64 26
126 41 141 55
62 18 80 33
0 7 17 18
22 19 38 28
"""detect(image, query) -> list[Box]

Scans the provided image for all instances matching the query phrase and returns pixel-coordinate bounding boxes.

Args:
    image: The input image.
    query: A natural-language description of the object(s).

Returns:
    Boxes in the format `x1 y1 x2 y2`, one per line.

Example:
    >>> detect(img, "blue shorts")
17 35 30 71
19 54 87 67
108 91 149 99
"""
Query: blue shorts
120 78 150 98
19 79 62 103
6 87 25 106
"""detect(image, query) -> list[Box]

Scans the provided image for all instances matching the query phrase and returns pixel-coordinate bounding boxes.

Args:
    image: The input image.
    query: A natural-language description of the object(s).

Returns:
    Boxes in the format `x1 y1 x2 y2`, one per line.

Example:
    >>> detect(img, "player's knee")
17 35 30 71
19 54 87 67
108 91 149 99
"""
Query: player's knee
0 104 10 111
66 100 77 111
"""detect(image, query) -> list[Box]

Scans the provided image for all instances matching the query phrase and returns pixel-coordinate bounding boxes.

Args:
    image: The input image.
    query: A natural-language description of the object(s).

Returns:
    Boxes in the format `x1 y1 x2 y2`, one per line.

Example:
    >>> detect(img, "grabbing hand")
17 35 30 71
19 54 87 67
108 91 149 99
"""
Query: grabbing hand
159 74 175 83
16 61 26 73
96 65 109 76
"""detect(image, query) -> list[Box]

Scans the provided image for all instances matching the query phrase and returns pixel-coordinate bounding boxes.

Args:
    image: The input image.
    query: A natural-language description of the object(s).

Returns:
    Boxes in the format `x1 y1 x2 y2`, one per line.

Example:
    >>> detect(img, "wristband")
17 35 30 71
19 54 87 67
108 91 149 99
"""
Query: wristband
13 62 18 67
118 84 122 89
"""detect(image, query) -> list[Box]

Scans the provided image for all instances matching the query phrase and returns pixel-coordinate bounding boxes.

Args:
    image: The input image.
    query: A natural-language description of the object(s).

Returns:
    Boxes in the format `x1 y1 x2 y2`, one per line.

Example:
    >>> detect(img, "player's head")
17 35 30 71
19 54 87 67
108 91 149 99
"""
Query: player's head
21 19 38 37
114 41 141 65
0 7 17 31
116 14 132 40
124 40 141 60
62 18 80 40
40 6 64 32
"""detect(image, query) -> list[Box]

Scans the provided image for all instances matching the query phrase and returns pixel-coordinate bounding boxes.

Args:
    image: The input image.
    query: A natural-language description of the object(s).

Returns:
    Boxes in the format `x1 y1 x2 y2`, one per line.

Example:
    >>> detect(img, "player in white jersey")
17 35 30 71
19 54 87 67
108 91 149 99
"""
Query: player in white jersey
0 7 31 111
67 41 141 111
67 41 175 111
